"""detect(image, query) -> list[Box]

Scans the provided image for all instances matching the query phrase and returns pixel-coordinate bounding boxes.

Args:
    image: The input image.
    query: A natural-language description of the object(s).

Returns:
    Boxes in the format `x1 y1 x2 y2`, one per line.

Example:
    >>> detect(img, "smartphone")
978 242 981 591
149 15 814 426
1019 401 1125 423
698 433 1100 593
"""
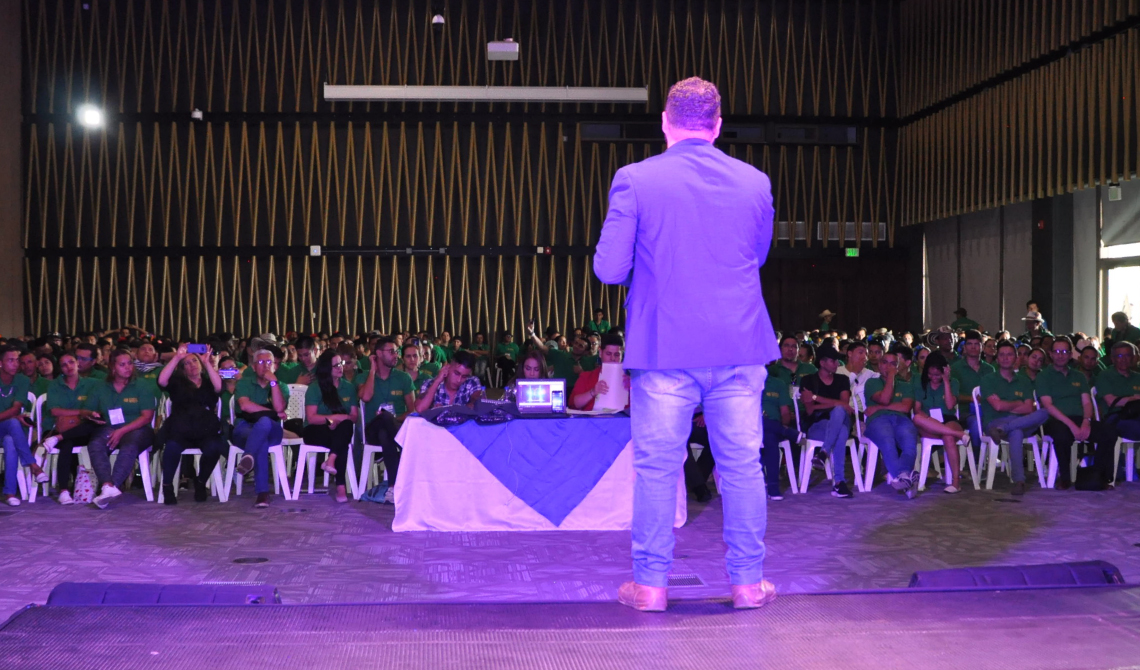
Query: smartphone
219 368 240 380
551 389 565 413
186 343 209 355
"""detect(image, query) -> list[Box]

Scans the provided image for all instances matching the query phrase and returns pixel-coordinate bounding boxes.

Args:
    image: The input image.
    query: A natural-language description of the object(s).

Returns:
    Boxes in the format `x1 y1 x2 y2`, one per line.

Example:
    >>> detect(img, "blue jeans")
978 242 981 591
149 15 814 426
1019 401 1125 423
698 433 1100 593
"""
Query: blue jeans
1 418 35 495
865 413 918 479
761 418 797 495
806 407 851 483
985 409 1049 483
232 418 284 494
630 365 767 587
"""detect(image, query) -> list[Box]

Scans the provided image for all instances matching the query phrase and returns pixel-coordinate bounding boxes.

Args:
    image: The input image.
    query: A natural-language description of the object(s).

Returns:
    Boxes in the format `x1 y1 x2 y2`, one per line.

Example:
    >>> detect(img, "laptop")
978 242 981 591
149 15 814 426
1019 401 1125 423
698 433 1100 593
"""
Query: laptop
515 379 568 418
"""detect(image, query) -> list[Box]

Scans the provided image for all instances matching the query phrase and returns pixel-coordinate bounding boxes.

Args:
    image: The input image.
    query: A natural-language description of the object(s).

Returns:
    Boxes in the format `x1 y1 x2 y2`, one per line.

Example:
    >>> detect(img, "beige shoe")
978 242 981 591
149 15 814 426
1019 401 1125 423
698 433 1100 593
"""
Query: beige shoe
617 581 668 612
731 580 777 610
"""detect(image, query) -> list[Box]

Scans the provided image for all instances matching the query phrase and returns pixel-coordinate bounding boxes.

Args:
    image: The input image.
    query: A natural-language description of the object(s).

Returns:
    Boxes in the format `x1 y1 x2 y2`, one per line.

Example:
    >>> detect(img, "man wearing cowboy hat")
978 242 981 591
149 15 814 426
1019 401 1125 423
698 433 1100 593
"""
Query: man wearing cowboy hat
1021 311 1051 339
819 310 836 333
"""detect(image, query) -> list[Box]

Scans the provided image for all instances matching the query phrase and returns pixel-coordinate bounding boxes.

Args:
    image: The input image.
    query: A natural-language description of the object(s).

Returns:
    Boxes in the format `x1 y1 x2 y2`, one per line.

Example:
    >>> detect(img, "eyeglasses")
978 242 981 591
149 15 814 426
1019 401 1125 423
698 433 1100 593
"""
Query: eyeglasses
254 360 274 366
332 361 346 367
379 348 399 354
1115 353 1135 359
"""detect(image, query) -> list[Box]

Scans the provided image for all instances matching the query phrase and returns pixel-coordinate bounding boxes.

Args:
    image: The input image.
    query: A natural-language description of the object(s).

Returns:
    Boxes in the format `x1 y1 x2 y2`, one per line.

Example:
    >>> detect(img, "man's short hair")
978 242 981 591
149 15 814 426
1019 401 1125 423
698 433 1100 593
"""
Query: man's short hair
847 340 867 354
402 342 421 355
963 329 983 342
0 344 21 358
1052 336 1073 350
600 333 625 349
665 77 721 131
253 348 275 362
867 338 886 350
451 350 476 370
890 344 913 361
375 336 397 351
778 334 798 348
996 340 1018 354
1111 340 1138 356
1111 311 1129 322
294 336 316 351
75 342 98 358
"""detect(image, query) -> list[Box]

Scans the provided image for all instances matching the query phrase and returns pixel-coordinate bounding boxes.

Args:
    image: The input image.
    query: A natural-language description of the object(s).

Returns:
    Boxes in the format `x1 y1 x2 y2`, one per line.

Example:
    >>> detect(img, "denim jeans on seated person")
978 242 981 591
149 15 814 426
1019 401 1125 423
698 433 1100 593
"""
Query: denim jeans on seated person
805 407 850 483
761 418 798 495
630 365 767 588
86 425 156 490
1 417 37 495
983 409 1049 483
232 418 284 494
864 413 919 480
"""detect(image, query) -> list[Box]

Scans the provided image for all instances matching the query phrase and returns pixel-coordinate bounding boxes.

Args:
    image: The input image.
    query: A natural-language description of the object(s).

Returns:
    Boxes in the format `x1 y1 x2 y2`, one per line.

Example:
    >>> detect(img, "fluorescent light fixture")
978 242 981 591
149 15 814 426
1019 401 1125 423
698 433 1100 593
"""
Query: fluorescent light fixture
76 104 104 128
323 84 648 104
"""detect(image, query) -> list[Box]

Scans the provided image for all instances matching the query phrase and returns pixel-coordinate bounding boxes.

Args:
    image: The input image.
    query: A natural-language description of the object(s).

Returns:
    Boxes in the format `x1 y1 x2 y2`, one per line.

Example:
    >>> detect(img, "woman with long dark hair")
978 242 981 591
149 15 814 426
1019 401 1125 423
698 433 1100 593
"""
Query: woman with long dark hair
303 349 359 503
157 343 226 504
912 351 967 493
501 350 549 402
86 349 158 509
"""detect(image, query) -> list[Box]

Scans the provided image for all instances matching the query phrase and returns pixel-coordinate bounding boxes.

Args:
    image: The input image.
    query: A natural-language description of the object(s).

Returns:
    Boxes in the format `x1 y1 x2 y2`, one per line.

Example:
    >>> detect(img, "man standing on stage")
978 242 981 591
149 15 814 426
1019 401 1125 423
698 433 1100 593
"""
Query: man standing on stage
594 77 780 612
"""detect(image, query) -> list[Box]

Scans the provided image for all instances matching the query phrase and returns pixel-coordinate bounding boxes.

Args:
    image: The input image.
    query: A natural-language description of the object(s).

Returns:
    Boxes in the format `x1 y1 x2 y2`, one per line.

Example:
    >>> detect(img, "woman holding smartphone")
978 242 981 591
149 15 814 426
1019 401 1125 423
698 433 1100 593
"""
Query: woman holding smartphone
157 344 225 504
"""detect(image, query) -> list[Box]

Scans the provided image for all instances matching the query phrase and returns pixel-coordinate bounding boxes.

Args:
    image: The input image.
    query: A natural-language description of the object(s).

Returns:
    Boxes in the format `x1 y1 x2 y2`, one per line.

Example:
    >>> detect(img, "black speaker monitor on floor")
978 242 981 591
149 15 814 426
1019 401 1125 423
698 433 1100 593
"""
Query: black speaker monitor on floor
908 561 1124 589
45 582 281 606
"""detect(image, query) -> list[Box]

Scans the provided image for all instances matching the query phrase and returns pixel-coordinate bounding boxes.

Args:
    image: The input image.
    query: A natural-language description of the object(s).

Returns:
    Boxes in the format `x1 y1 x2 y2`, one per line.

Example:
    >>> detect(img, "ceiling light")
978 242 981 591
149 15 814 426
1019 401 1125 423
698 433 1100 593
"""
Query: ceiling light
76 104 104 129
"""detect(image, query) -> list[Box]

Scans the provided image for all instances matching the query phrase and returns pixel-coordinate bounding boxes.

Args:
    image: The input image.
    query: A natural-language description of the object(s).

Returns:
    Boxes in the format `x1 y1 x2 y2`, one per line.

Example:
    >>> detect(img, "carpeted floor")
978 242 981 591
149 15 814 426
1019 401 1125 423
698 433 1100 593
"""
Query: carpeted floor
3 472 1140 620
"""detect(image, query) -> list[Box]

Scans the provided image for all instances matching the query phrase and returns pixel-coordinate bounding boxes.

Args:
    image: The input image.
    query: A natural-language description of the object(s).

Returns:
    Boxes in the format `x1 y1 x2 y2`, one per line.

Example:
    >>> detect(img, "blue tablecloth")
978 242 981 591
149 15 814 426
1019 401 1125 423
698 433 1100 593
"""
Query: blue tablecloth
447 417 631 526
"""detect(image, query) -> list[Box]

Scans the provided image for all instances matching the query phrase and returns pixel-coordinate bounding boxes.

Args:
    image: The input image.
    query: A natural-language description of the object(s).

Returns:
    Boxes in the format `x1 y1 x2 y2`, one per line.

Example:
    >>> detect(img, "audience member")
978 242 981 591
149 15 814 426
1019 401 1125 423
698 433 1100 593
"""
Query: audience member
1020 347 1048 383
156 344 226 505
278 337 319 385
75 343 106 380
913 351 966 492
502 350 549 403
42 352 98 504
570 334 630 411
1109 312 1140 346
863 347 919 498
978 341 1049 496
951 330 995 451
33 353 58 395
1036 337 1092 490
1096 341 1140 482
232 349 288 508
87 349 158 509
799 345 854 498
760 370 797 500
818 310 836 332
1077 344 1103 384
950 308 980 332
358 337 413 501
0 345 47 506
586 309 611 336
837 340 878 411
303 350 359 503
415 350 484 412
768 335 817 386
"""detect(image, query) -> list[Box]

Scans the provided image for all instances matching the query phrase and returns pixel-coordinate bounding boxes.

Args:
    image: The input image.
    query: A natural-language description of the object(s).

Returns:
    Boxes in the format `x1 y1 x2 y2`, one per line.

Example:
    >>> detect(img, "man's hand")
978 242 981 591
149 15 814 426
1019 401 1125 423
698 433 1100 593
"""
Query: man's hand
436 363 452 379
18 415 33 428
595 380 610 397
264 370 278 384
277 411 288 420
87 411 106 424
987 394 1003 410
1075 421 1092 441
296 372 313 385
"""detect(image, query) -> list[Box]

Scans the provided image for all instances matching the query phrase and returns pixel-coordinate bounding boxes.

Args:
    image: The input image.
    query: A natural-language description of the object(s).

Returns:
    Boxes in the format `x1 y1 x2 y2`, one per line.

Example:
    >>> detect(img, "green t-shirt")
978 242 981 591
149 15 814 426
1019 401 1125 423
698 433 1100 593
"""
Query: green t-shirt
43 376 97 433
433 345 450 365
240 365 257 380
864 375 915 420
1095 368 1140 417
495 342 520 361
413 371 434 390
586 319 610 335
420 361 442 376
978 371 1035 426
32 376 52 397
914 378 960 418
85 378 158 426
950 317 981 331
81 368 107 381
277 363 316 385
362 369 415 420
234 376 291 416
0 373 33 416
761 376 792 422
546 348 579 390
1036 366 1089 418
950 358 995 406
766 361 818 387
303 379 359 425
578 355 600 373
1110 324 1140 344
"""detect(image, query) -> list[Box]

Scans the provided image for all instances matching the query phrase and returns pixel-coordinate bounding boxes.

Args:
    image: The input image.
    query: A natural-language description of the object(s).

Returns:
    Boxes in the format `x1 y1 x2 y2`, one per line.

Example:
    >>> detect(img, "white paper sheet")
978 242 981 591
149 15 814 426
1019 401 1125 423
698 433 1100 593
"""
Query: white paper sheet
595 363 629 411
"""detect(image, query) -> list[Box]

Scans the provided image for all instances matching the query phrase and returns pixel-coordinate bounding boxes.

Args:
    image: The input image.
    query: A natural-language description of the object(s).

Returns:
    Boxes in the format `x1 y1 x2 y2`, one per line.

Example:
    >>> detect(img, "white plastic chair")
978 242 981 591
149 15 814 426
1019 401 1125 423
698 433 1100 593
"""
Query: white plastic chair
1091 387 1139 485
1 392 38 501
154 399 226 503
357 399 388 498
915 407 980 491
223 395 293 501
971 387 1044 489
791 387 861 493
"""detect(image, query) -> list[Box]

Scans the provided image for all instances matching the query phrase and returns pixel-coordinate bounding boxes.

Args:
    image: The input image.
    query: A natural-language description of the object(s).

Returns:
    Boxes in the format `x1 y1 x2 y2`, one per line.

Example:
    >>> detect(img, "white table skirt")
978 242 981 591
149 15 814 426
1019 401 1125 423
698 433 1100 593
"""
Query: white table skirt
392 417 687 532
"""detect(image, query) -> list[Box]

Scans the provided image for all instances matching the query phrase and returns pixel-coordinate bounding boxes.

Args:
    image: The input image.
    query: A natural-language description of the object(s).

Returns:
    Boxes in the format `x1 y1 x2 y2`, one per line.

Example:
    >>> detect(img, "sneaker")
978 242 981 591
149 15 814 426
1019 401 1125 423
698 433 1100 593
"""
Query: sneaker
320 459 337 476
905 487 918 500
831 481 853 498
890 476 909 492
236 454 255 476
943 485 960 494
812 454 827 471
32 466 49 484
4 494 20 507
57 490 74 505
767 492 784 501
93 483 122 509
383 487 395 504
254 492 270 508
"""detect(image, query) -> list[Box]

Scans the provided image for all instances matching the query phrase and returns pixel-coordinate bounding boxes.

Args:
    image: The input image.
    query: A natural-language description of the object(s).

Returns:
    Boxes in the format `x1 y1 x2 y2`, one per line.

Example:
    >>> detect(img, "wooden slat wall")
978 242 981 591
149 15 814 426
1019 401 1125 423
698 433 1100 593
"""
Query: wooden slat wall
897 0 1140 225
22 0 899 339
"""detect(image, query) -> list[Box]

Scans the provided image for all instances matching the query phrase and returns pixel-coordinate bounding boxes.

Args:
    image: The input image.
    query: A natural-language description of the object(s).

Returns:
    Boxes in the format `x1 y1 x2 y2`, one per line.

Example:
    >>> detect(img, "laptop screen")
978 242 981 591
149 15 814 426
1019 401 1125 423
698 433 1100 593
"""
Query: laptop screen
516 379 566 413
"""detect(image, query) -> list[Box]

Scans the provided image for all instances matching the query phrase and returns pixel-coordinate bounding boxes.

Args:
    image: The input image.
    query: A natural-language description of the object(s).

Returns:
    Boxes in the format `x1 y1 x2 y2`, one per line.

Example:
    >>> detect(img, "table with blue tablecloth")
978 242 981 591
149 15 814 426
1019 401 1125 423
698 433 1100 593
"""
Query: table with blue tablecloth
392 416 687 532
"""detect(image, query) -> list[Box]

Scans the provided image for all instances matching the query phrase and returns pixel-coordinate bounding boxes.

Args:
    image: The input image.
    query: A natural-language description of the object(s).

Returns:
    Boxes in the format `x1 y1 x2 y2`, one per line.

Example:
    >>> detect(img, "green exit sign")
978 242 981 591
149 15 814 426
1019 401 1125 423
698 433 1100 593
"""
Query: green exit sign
845 248 859 257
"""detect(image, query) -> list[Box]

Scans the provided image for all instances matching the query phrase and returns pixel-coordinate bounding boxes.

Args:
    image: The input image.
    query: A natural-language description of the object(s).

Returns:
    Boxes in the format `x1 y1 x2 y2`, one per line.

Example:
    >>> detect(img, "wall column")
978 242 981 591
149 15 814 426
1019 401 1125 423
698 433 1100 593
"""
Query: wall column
0 0 23 337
